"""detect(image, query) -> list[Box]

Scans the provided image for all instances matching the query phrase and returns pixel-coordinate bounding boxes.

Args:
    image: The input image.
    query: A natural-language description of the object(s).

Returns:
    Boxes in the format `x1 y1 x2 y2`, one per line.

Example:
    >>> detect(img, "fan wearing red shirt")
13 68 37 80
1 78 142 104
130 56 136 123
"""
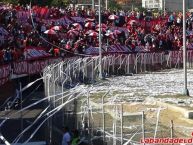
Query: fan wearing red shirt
53 47 60 57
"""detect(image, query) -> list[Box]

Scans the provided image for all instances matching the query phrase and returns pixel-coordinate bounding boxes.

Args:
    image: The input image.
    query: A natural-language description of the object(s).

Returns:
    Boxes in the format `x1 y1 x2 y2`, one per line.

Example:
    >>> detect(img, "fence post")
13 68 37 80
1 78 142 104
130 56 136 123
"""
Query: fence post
144 53 147 72
102 94 105 145
127 55 130 74
87 92 91 144
121 104 123 145
19 82 23 143
142 111 145 145
170 120 174 145
92 58 94 81
135 54 138 74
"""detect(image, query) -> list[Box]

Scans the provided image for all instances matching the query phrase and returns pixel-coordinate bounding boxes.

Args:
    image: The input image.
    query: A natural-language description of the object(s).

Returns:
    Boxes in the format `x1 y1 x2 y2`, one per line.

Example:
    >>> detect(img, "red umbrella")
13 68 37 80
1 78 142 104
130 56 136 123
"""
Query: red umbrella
105 32 115 39
44 29 57 35
108 15 119 20
96 23 107 28
96 27 106 32
85 30 95 35
88 31 98 37
85 18 95 22
85 22 95 28
128 20 137 26
72 23 83 30
51 26 62 31
75 39 83 45
74 39 83 49
67 29 79 37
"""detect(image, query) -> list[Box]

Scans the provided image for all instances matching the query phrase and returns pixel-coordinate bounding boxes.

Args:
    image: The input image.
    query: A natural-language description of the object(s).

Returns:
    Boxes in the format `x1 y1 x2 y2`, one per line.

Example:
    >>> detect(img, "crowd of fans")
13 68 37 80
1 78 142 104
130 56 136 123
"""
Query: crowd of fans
0 3 193 64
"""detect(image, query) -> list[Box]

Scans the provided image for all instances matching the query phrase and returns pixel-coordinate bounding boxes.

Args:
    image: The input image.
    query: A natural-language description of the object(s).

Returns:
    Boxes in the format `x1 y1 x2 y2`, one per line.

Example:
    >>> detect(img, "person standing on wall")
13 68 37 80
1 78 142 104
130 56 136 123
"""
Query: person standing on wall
62 126 71 145
71 129 80 145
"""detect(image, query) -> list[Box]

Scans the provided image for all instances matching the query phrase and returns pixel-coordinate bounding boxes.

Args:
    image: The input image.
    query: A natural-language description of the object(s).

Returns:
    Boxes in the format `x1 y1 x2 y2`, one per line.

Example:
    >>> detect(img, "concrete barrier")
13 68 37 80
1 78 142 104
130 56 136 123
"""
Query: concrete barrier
156 101 193 119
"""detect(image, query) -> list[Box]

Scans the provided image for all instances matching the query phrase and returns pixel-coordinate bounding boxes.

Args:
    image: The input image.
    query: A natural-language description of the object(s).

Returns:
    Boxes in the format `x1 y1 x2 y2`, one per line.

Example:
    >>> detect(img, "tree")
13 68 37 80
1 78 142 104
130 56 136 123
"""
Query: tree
0 0 19 5
0 0 71 6
108 0 121 10
49 0 70 7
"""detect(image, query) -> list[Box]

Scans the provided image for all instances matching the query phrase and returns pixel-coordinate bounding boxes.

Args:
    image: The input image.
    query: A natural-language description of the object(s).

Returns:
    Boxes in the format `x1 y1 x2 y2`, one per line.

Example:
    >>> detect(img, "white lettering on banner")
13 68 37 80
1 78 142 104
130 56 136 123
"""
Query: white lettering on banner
13 61 28 74
28 61 36 75
27 58 62 75
0 65 11 79
28 61 43 75
12 58 61 75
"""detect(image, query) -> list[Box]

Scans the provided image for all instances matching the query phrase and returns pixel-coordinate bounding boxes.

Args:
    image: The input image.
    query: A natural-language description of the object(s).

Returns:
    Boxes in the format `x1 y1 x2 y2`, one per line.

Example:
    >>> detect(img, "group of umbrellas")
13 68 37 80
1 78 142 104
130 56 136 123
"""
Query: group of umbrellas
44 26 62 35
43 14 137 39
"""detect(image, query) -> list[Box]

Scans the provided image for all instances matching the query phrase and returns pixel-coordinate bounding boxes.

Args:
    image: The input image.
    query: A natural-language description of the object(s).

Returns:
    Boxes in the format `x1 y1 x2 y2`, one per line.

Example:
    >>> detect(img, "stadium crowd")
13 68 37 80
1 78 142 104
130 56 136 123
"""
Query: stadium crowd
0 3 193 63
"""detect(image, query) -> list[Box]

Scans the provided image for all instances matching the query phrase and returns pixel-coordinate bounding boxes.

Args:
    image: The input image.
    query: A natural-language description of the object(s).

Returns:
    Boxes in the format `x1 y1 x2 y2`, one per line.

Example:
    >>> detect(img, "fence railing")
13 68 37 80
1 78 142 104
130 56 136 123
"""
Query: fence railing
43 50 193 115
43 50 192 144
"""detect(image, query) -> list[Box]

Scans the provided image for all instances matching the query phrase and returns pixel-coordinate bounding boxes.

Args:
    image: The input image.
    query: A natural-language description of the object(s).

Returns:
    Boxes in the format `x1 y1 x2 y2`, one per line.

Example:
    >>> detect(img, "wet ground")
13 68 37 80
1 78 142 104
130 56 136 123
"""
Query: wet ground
88 69 193 97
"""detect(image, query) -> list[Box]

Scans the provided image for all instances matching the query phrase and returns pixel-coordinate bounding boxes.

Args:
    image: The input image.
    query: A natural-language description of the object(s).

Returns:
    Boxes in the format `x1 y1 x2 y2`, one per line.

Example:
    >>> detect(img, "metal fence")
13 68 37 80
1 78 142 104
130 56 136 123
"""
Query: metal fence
43 51 193 144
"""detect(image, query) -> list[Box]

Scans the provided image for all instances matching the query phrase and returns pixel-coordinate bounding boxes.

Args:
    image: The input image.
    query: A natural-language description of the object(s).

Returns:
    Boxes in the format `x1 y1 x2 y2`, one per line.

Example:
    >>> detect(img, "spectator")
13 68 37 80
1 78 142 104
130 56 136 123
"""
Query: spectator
0 3 193 64
71 129 80 145
62 126 71 145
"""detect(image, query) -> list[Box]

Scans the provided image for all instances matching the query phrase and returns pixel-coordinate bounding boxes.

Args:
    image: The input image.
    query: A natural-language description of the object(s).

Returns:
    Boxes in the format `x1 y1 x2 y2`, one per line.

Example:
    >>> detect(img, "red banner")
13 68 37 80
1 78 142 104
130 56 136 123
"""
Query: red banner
13 61 28 75
0 64 11 79
27 60 49 75
13 57 62 75
0 64 11 86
